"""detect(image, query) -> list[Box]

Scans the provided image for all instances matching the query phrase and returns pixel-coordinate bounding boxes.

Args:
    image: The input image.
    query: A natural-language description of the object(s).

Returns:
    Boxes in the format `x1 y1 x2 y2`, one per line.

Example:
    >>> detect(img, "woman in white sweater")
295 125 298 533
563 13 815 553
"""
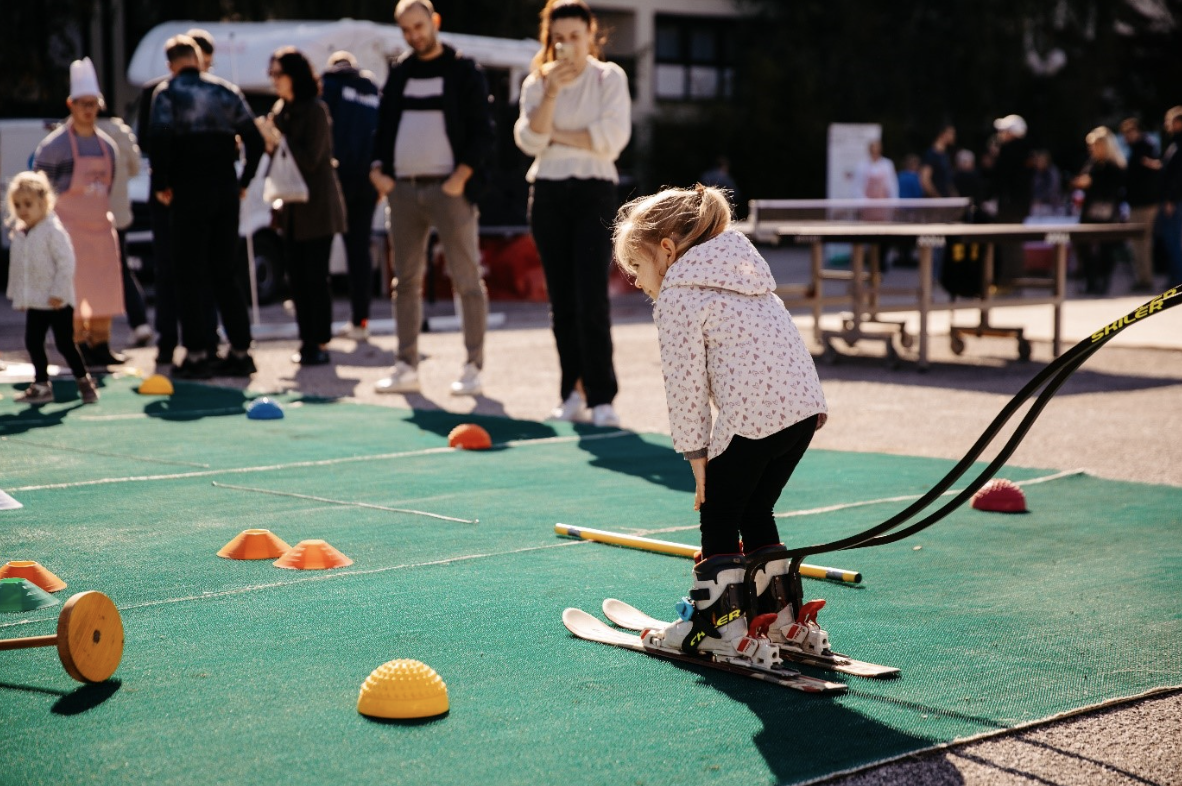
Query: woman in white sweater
514 0 631 427
5 171 97 404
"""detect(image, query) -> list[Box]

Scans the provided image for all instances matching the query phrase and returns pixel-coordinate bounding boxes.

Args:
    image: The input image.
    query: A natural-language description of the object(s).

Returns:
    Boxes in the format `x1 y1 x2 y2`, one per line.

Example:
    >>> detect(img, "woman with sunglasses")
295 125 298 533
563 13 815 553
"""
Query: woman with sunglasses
259 47 347 366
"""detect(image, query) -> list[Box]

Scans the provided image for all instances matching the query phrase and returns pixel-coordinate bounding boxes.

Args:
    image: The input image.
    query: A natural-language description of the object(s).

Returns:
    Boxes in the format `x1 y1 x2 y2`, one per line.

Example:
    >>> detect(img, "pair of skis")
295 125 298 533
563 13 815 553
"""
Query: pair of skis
564 599 898 695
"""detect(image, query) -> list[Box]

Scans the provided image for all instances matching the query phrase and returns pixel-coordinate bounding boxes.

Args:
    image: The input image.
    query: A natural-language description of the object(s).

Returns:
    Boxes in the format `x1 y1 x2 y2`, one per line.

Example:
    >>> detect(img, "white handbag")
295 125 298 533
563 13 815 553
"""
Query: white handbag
262 137 309 206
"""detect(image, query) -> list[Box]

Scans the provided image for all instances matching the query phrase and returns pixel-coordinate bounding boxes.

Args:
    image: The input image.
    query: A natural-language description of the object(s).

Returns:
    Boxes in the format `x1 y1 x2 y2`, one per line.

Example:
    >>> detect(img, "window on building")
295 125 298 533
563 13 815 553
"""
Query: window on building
654 15 734 102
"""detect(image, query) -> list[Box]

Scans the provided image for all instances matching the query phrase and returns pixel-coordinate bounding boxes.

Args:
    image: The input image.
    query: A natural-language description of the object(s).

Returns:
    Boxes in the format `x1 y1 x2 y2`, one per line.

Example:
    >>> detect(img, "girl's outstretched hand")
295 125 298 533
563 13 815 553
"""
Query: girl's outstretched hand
690 457 707 510
815 413 828 431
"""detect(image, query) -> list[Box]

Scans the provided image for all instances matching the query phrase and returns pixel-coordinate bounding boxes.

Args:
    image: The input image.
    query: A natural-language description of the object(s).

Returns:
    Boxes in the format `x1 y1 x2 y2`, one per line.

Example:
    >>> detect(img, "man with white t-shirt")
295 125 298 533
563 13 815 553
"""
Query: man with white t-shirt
370 0 494 396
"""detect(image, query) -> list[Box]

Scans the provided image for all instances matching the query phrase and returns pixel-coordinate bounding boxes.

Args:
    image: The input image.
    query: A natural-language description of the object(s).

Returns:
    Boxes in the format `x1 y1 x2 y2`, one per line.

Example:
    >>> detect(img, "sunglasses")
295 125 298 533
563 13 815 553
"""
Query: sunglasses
268 69 285 79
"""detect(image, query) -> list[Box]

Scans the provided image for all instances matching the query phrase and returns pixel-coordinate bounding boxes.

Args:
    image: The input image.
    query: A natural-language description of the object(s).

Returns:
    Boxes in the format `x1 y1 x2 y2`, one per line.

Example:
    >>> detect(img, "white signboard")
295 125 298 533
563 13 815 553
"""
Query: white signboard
827 123 882 200
826 123 881 263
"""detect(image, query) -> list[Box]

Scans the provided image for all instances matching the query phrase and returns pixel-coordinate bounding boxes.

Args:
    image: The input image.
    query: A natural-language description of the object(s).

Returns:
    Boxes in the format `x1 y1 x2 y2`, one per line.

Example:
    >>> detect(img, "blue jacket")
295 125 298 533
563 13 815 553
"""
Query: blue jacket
321 63 381 194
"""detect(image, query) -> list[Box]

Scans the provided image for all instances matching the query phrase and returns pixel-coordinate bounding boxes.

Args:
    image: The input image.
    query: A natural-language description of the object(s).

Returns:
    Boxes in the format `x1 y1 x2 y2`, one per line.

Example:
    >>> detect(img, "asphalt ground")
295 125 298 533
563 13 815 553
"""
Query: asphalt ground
2 246 1180 785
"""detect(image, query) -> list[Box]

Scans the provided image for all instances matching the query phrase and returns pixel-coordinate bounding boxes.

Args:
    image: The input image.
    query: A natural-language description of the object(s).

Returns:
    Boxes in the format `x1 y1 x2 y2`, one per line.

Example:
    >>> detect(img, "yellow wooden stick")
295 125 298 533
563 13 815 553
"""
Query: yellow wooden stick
554 524 862 584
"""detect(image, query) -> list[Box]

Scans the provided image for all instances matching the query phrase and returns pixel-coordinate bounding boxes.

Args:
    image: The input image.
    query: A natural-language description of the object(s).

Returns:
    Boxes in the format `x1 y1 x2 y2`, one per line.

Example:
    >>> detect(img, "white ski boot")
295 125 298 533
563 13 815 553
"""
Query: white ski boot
745 545 832 657
641 554 780 669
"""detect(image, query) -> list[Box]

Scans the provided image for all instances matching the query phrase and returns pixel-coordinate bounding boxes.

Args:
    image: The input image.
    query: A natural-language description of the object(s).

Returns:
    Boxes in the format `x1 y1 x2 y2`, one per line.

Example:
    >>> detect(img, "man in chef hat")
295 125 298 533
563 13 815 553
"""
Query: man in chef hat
33 57 127 368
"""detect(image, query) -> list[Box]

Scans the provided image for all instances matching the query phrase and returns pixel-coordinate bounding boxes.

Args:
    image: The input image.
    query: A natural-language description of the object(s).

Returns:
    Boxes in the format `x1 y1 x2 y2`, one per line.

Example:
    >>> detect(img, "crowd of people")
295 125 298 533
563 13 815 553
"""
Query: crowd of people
852 111 1182 295
6 0 1180 670
6 0 1182 416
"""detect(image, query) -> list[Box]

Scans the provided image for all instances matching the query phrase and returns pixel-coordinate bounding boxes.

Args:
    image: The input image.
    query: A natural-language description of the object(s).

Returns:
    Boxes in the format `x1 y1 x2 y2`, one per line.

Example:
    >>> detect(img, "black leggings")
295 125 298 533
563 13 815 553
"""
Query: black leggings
699 415 820 558
25 306 88 382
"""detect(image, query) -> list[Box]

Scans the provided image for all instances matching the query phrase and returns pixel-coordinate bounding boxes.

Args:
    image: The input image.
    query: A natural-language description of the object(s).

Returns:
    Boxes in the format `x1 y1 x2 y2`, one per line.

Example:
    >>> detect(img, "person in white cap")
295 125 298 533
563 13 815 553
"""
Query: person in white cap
991 113 1034 283
33 56 127 368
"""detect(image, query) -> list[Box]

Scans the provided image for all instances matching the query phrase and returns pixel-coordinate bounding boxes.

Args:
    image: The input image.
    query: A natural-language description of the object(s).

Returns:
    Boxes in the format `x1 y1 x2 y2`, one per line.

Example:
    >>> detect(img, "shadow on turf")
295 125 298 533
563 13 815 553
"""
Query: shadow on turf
667 665 971 785
0 399 86 435
361 710 450 726
141 384 249 421
571 427 694 493
815 349 1182 398
0 679 121 714
402 401 561 444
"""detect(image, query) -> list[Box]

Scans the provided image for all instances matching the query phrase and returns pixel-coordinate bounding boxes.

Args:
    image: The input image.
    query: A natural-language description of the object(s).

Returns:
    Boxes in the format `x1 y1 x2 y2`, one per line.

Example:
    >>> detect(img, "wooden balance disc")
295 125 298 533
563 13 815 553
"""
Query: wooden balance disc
0 591 124 683
57 591 124 682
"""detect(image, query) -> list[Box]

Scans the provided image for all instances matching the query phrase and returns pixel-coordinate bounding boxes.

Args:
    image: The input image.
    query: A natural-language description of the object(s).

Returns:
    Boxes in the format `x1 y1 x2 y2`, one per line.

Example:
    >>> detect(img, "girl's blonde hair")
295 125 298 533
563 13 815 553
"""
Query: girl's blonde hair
4 170 54 230
612 184 732 278
530 0 603 73
1085 126 1127 169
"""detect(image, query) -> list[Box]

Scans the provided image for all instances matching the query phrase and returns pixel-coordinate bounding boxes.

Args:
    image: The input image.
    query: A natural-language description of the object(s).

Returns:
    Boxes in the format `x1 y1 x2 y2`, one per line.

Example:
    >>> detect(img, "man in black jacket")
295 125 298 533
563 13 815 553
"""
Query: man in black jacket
1157 107 1182 288
138 28 221 369
150 35 265 378
1120 117 1162 292
323 51 382 340
370 0 495 398
991 114 1034 283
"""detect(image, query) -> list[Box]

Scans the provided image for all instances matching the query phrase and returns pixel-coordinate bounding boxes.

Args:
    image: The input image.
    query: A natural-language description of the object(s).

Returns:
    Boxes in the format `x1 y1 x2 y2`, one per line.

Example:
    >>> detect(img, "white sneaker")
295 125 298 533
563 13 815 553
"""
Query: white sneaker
450 363 482 396
550 391 589 422
131 323 154 347
374 361 420 394
591 403 621 428
338 322 369 340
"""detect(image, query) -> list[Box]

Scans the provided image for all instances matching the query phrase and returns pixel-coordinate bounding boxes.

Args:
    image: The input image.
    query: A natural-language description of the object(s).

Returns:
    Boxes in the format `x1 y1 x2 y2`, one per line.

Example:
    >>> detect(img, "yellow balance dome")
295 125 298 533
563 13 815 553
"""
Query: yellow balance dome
357 659 449 719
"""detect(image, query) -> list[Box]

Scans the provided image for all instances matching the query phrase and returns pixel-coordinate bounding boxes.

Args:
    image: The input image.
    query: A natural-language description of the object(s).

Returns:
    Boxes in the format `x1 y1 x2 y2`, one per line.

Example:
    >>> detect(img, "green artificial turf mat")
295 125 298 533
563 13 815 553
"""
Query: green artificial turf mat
1 379 1180 786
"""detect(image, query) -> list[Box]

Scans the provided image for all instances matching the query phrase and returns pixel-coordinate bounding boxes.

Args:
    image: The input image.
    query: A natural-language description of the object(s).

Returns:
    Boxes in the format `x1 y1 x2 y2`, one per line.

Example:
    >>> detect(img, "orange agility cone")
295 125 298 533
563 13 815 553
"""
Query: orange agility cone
0 560 67 593
217 529 292 560
273 539 353 570
448 423 491 450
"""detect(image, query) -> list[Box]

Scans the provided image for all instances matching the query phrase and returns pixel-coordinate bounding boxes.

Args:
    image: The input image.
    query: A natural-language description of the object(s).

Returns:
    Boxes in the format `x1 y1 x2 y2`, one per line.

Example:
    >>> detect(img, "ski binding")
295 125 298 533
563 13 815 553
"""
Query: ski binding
602 598 900 679
562 607 847 694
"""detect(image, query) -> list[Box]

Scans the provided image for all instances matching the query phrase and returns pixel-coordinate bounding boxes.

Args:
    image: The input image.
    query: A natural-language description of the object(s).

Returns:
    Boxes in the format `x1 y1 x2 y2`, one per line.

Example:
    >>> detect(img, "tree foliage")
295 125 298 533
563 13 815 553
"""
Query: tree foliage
710 0 1182 196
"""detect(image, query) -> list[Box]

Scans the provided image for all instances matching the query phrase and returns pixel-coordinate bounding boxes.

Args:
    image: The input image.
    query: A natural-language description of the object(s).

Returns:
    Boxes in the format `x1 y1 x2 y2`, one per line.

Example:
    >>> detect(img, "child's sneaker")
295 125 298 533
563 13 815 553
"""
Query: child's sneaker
77 376 99 404
17 382 54 404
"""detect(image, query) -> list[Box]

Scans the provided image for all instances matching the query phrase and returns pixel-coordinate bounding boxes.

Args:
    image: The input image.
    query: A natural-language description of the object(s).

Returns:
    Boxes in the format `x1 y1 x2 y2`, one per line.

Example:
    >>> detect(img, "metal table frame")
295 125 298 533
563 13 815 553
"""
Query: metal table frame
767 222 1148 370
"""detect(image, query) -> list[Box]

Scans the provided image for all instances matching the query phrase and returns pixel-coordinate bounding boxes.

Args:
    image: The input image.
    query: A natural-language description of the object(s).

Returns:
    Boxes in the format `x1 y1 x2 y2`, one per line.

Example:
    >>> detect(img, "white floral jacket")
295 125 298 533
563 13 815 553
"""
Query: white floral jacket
6 213 76 311
654 230 827 460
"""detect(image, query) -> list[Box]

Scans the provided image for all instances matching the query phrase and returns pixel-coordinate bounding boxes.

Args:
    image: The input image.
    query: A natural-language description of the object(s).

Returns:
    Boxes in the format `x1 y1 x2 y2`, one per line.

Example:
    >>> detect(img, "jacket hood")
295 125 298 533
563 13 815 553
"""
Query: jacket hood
661 229 777 296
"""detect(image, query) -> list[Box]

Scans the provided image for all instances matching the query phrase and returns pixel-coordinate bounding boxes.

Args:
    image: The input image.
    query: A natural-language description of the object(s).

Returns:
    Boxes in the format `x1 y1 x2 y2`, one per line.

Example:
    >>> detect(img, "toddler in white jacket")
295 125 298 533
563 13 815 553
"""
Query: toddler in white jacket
612 184 827 658
5 171 97 404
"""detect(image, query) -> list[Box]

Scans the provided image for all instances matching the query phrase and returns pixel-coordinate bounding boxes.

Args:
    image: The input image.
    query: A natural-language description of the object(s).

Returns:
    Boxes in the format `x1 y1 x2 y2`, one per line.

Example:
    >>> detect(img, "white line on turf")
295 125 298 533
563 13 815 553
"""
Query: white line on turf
1 435 211 468
0 541 585 630
210 481 477 523
636 469 1086 535
8 430 634 492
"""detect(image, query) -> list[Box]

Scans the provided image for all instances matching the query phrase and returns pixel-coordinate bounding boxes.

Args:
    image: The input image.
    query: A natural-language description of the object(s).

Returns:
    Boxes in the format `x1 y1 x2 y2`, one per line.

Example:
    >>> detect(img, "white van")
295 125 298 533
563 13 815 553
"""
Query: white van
125 19 538 303
0 119 59 251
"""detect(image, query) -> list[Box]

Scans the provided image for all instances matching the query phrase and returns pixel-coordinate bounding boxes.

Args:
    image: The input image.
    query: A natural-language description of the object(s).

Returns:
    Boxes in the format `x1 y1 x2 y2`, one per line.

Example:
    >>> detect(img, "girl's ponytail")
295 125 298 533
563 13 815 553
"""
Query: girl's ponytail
613 184 733 278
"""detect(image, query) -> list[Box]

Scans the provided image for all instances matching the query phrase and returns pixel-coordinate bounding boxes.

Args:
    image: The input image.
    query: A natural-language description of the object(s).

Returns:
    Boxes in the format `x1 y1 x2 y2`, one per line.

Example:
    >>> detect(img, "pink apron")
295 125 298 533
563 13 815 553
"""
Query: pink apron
863 169 891 222
54 125 124 319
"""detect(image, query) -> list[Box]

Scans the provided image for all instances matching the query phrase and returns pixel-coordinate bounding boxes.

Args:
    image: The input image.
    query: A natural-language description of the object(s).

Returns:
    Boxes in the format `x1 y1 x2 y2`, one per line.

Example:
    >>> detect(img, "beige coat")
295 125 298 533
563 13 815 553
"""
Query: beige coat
97 117 142 230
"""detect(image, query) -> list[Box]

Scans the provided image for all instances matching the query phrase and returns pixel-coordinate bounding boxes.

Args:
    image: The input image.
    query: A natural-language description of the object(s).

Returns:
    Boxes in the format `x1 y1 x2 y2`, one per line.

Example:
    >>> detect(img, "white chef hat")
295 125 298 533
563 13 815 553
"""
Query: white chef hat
993 114 1027 138
68 57 104 105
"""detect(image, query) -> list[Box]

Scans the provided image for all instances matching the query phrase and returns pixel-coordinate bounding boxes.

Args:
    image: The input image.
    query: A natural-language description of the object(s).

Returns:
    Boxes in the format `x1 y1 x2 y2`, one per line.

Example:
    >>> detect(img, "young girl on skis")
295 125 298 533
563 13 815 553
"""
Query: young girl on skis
612 184 826 657
5 171 98 404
